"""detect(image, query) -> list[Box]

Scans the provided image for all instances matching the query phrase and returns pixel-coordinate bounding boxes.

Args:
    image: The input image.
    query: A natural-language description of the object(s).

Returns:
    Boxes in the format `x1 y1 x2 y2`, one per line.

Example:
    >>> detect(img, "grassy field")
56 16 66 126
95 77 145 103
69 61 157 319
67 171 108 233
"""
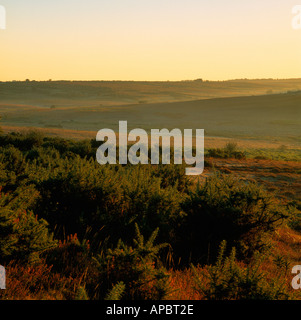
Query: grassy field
0 80 301 150
1 78 301 107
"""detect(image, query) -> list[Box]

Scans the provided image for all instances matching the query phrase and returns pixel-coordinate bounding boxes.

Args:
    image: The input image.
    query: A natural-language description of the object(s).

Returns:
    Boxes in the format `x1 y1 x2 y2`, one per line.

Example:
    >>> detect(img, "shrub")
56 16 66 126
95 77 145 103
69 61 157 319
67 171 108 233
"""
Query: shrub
0 188 57 263
0 130 44 151
207 142 246 159
191 241 292 300
44 234 93 278
44 234 102 300
0 145 26 174
94 224 171 300
33 159 186 249
178 173 294 263
151 163 192 192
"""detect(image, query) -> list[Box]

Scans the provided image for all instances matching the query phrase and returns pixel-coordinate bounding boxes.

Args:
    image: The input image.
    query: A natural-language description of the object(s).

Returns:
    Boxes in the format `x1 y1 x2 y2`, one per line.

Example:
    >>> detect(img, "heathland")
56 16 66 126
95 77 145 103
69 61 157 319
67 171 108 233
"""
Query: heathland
0 79 300 300
0 79 300 150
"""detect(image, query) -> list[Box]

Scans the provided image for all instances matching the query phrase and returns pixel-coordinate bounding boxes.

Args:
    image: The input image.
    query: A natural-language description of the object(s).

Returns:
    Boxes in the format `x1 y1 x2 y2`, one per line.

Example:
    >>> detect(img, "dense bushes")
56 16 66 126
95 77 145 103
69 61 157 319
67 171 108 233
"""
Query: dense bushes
0 131 298 300
0 187 56 263
179 174 294 263
207 142 246 159
29 158 186 250
0 132 295 262
192 241 292 300
94 224 170 300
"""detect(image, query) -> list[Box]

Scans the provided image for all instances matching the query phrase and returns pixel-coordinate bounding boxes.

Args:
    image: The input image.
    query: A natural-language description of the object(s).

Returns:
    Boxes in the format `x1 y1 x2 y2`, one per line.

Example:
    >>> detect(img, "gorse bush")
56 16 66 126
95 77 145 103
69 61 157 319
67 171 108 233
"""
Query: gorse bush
29 158 186 249
44 234 93 280
0 130 44 152
0 133 189 257
0 188 57 263
179 173 294 263
0 133 294 265
94 224 171 300
0 145 27 175
192 241 292 300
43 234 101 300
207 142 246 159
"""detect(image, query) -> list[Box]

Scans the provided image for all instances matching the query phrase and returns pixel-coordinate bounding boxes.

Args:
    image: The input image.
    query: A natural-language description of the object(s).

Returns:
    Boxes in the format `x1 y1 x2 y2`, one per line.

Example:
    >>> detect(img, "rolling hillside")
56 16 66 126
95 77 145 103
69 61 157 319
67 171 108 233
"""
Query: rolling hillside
0 86 300 146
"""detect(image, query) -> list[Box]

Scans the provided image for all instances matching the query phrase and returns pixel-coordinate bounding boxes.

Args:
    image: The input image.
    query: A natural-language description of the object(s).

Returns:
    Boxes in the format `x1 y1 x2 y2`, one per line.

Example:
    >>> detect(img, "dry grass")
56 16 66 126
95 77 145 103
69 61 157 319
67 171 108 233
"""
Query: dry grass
1 85 301 146
0 261 79 300
2 125 299 152
167 268 203 300
204 157 301 205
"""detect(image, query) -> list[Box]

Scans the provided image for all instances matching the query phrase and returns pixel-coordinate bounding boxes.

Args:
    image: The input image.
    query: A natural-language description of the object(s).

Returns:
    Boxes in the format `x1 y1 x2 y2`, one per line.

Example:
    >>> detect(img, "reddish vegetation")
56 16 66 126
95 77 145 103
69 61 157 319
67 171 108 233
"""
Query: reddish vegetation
203 158 301 205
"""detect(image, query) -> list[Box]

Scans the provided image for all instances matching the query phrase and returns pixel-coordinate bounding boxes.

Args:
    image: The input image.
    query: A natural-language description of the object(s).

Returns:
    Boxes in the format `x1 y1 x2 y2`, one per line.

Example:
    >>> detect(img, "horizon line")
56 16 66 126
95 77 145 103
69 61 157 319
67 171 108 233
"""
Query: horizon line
1 77 301 83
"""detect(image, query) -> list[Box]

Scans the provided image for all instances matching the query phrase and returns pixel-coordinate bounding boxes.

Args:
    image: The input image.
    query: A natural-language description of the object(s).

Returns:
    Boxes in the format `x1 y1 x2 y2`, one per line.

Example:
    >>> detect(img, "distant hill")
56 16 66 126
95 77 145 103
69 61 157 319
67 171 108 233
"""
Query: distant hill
1 78 301 107
0 86 300 146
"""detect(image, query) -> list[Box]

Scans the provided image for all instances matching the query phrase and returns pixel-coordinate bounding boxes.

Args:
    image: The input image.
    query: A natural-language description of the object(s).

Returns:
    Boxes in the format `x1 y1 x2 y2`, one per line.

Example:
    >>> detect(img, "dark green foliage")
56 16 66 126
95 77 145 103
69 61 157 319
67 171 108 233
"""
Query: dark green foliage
0 130 44 151
0 145 27 174
0 188 57 263
192 241 292 300
0 130 297 300
26 156 186 250
152 163 192 192
43 235 101 300
179 173 294 263
44 235 91 277
0 131 189 255
94 224 170 300
0 132 294 267
207 142 246 159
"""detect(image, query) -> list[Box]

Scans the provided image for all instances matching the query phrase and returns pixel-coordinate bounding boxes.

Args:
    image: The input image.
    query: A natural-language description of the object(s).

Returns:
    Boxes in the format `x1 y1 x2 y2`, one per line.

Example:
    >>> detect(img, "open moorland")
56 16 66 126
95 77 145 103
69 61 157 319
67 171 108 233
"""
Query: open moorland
0 79 300 300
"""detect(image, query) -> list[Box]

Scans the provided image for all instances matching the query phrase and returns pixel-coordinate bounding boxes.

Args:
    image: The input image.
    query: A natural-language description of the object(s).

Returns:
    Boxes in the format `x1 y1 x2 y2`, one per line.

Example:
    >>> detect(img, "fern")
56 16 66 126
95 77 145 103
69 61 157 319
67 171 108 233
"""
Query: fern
105 282 126 300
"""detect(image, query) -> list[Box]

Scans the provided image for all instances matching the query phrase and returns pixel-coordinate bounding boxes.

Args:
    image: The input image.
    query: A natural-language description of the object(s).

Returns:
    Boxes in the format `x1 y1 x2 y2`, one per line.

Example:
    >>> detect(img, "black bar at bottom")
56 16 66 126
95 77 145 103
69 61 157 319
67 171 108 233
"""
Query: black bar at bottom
0 300 299 318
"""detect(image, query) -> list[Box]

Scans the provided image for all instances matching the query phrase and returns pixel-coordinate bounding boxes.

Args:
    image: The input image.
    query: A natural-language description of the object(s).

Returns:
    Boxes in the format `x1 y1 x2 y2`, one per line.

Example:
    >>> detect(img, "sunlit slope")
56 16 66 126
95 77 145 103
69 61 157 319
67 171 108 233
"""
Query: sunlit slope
1 79 301 106
0 90 300 144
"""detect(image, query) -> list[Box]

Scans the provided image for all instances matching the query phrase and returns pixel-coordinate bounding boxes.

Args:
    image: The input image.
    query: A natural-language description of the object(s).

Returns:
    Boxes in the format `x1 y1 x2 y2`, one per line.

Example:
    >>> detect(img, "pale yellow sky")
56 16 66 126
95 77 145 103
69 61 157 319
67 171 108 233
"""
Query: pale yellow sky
0 0 300 81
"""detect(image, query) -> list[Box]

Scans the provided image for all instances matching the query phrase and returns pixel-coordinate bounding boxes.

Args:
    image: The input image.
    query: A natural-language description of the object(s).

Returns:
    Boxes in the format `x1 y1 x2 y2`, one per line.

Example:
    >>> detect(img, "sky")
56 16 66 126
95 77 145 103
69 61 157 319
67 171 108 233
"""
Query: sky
0 0 301 81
